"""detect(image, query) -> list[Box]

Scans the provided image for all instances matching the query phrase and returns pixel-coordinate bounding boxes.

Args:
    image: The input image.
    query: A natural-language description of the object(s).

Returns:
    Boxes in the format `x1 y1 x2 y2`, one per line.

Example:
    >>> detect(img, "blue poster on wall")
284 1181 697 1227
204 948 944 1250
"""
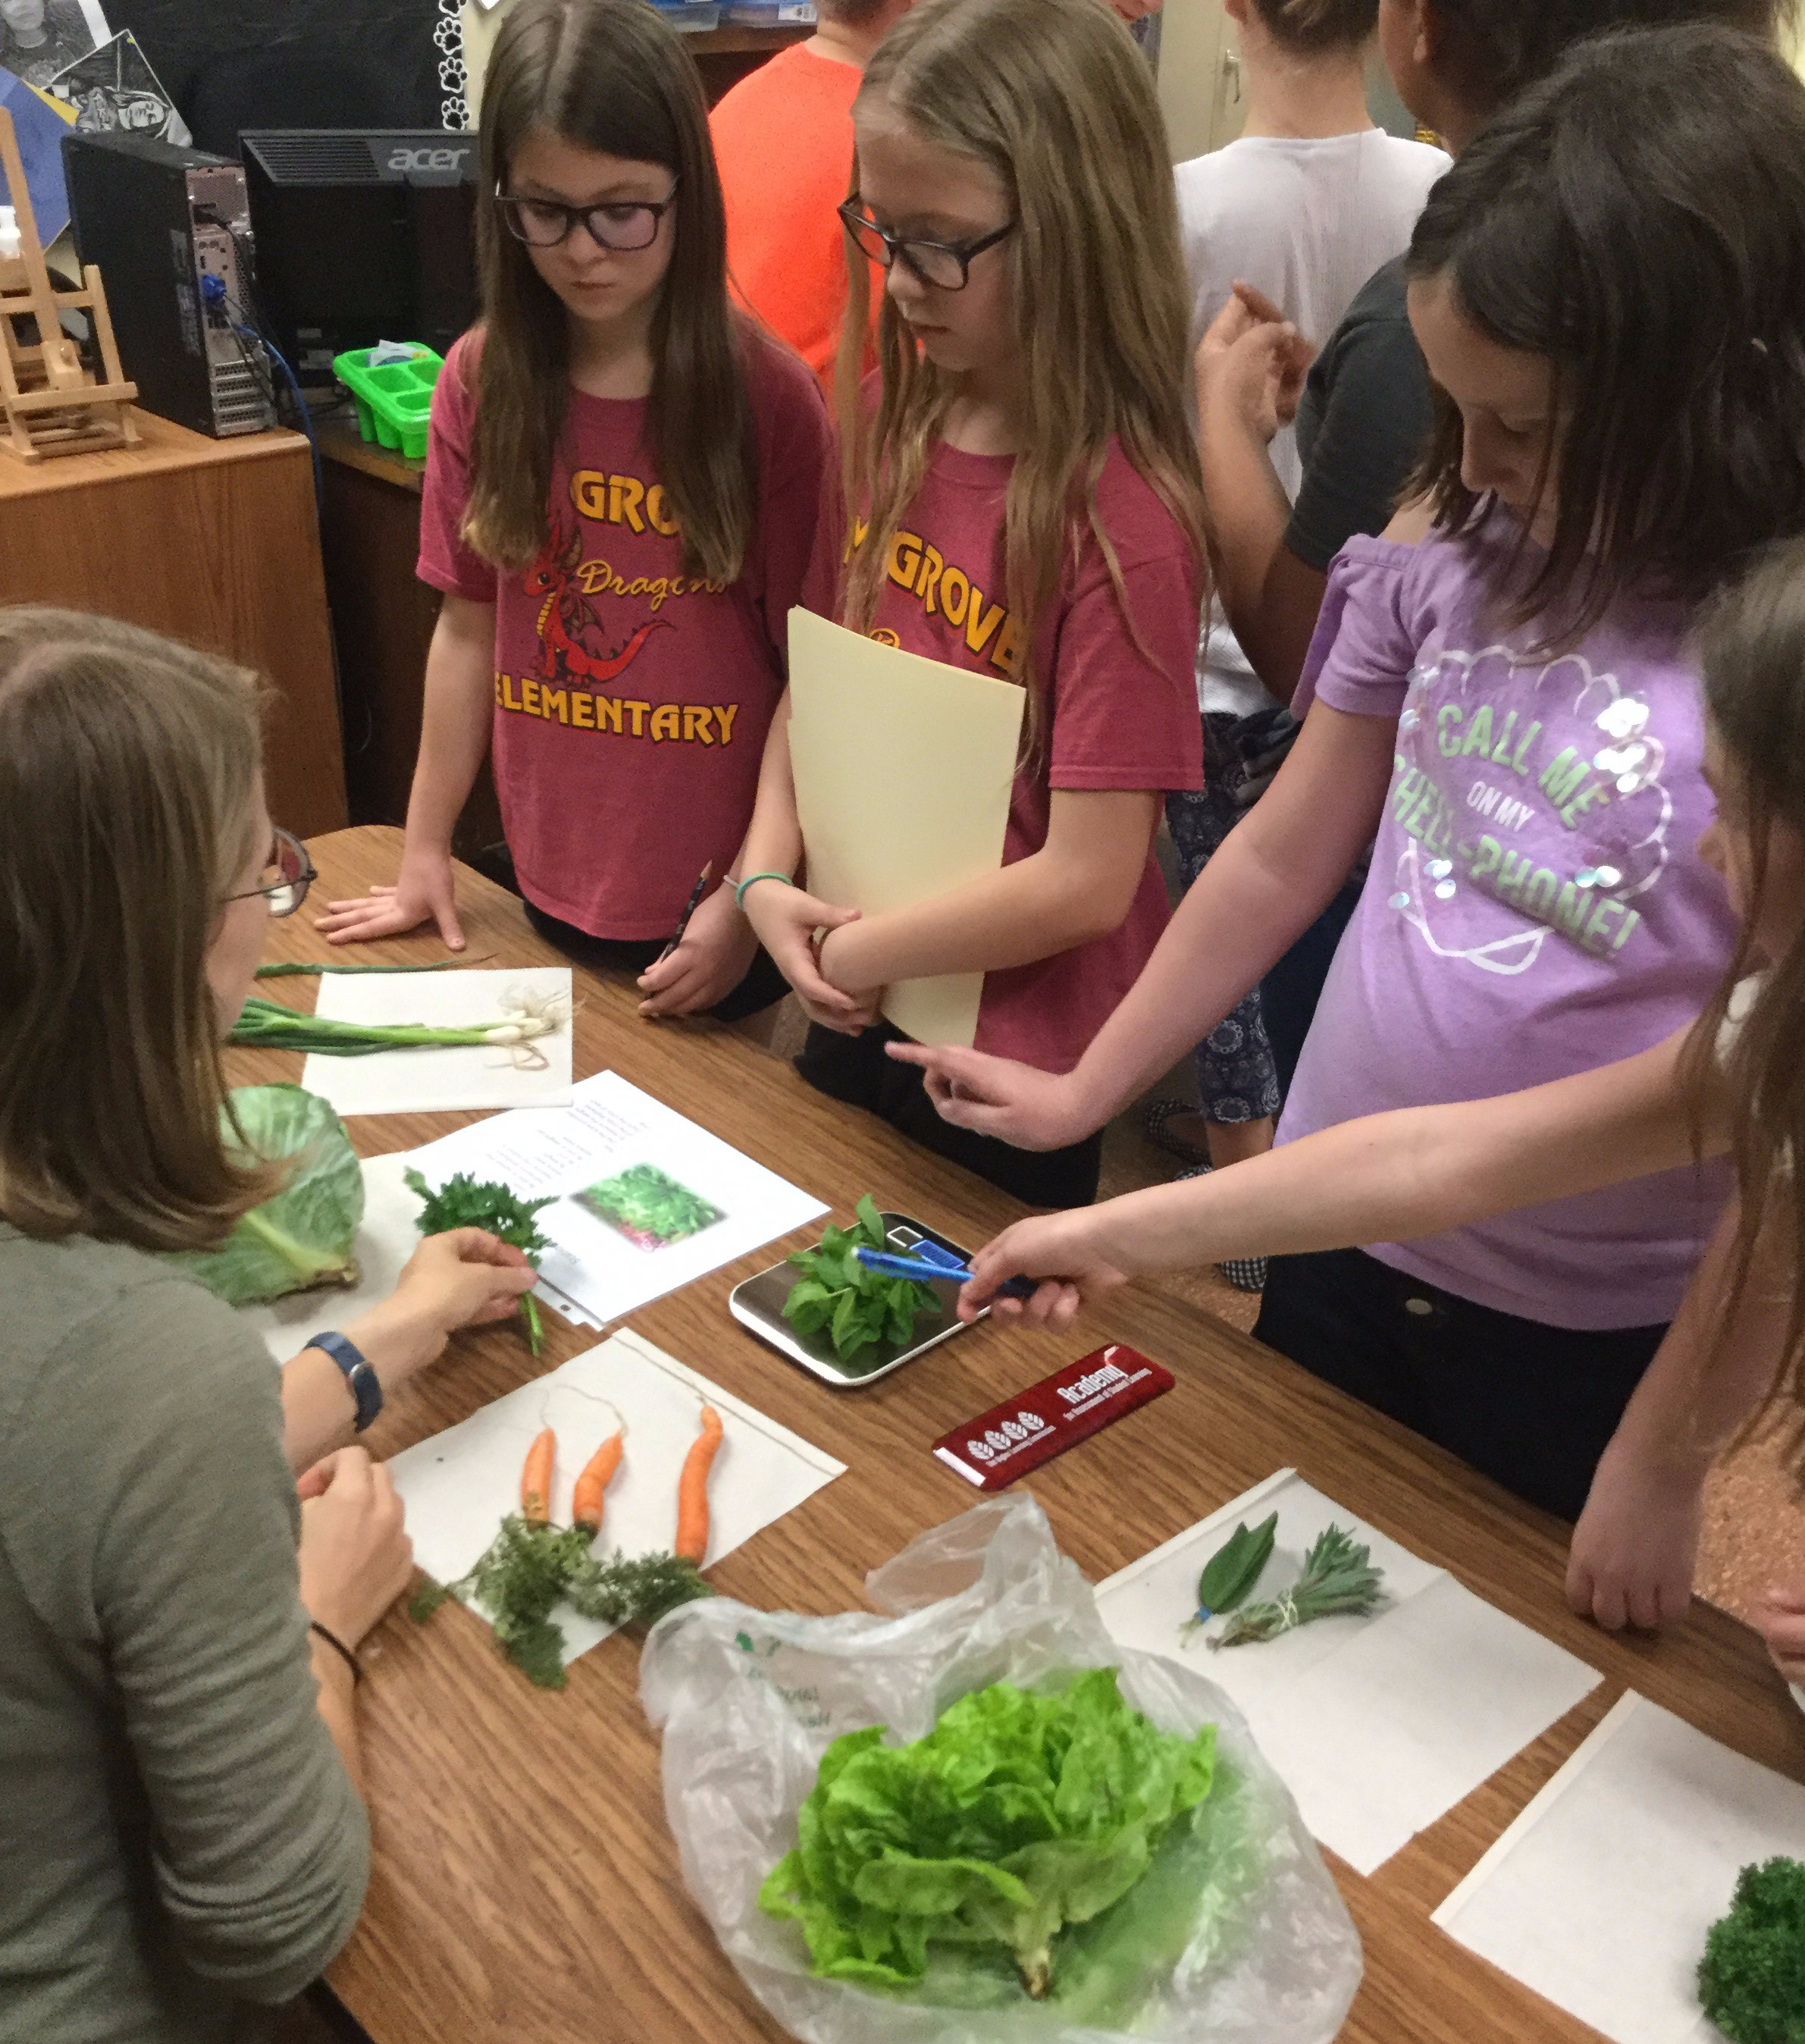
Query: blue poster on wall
0 64 76 247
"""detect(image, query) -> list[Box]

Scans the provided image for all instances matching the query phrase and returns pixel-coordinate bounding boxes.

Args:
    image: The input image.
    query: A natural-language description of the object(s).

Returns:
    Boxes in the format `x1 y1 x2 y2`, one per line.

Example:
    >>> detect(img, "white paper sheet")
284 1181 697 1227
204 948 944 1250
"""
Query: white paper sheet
299 967 573 1116
1095 1470 1602 1874
1433 1691 1805 2044
400 1070 826 1330
387 1329 845 1663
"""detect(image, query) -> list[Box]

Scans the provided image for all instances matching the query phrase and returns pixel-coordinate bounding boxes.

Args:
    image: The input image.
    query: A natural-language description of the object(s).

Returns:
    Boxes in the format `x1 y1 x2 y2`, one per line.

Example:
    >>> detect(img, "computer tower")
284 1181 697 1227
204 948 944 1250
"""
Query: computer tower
240 130 480 384
62 131 277 439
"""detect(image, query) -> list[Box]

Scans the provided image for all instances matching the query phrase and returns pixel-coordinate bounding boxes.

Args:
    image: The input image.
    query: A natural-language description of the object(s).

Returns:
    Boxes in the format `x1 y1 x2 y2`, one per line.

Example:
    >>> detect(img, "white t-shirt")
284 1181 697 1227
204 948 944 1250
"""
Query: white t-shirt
1177 128 1449 717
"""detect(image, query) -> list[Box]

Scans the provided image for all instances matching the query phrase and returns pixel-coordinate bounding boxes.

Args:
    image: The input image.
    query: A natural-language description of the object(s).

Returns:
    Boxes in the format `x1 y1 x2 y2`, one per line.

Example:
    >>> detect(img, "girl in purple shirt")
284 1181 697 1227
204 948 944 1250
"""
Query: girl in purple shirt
896 25 1805 1523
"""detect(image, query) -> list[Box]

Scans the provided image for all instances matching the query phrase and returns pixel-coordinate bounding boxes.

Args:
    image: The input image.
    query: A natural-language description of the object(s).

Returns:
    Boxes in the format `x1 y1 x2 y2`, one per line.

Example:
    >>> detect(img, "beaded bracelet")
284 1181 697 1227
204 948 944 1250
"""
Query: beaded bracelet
734 870 792 911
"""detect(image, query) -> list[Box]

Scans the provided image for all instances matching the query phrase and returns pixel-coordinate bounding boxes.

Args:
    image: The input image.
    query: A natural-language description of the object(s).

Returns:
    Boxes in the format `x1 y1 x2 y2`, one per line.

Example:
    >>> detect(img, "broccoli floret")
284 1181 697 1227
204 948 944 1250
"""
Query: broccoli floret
1698 1857 1805 2044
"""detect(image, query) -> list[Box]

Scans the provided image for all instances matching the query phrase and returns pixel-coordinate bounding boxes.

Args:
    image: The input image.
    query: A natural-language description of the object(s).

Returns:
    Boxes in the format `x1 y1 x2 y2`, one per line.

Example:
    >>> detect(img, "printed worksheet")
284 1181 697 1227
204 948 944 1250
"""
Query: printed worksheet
400 1070 826 1329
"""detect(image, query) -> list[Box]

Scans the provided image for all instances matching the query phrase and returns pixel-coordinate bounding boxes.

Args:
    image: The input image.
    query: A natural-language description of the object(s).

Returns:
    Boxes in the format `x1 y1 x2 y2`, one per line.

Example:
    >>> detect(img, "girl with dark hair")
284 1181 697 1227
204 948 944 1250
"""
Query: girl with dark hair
318 0 834 1022
898 25 1805 1535
964 535 1805 1701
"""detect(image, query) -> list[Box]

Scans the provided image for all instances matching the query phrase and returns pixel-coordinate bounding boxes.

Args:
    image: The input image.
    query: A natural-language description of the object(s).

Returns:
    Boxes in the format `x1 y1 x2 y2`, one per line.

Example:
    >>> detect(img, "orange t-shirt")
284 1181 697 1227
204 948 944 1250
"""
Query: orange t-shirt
710 41 879 390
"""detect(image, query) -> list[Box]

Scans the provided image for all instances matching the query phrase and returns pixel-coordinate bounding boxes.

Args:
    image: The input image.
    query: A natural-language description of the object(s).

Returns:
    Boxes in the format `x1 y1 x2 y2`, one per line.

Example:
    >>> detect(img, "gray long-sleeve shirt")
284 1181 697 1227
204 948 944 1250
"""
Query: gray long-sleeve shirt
0 1225 368 2042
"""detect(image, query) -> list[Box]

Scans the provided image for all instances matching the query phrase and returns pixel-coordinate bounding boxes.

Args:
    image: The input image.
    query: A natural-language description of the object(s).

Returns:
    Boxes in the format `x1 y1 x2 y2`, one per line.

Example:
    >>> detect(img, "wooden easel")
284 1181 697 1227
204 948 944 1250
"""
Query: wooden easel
0 104 136 462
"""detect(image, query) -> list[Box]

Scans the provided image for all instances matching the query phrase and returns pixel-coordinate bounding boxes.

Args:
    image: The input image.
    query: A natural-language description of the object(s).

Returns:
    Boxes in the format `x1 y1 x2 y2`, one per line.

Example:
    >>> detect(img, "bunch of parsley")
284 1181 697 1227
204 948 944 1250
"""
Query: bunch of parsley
782 1196 940 1361
406 1168 555 1353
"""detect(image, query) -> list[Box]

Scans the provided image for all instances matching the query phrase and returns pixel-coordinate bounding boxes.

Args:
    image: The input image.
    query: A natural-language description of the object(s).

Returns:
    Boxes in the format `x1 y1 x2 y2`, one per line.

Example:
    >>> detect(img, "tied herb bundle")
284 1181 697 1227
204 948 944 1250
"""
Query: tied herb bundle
406 1168 554 1353
1211 1524 1384 1649
782 1196 940 1361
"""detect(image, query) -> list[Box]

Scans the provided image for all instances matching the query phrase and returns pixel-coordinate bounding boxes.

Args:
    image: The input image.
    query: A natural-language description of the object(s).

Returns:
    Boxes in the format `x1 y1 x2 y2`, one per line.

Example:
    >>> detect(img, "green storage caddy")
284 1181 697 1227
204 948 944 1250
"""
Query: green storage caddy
332 344 444 461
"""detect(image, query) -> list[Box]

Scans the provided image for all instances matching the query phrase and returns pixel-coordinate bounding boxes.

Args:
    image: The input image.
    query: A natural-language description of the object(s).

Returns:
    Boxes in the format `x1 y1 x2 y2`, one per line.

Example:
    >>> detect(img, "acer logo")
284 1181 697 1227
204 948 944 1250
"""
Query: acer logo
387 146 468 173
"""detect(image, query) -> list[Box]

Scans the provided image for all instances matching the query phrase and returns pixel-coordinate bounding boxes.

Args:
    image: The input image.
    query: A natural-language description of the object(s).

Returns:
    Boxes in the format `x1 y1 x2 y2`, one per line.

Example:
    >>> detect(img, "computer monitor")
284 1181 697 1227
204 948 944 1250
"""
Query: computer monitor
240 129 480 384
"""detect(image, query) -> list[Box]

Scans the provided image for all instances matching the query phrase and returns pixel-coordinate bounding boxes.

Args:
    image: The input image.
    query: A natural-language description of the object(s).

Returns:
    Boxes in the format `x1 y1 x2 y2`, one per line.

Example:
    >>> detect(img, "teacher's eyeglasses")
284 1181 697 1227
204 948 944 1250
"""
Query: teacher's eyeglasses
222 827 316 918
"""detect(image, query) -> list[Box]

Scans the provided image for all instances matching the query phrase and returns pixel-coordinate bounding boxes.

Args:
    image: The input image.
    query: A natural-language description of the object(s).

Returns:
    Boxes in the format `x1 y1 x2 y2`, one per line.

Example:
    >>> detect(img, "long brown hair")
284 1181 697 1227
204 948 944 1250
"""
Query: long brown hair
1684 542 1805 1467
462 0 755 585
1407 24 1805 650
835 0 1208 724
0 610 274 1252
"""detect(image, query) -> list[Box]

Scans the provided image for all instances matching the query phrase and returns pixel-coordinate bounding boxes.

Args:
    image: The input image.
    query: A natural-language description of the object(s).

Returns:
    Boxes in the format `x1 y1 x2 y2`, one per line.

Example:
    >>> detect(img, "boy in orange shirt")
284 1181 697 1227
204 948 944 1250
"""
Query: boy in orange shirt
710 0 917 387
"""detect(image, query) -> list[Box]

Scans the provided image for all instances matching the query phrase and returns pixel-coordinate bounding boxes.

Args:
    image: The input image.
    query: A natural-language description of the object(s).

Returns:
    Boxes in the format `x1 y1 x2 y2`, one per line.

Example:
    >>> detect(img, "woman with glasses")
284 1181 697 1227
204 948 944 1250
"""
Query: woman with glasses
0 610 536 2040
317 0 835 1030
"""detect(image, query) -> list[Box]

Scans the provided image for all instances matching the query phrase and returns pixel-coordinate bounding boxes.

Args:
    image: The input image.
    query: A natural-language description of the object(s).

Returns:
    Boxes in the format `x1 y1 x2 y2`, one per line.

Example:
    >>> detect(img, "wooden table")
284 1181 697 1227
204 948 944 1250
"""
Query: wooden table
242 828 1805 2044
0 407 347 835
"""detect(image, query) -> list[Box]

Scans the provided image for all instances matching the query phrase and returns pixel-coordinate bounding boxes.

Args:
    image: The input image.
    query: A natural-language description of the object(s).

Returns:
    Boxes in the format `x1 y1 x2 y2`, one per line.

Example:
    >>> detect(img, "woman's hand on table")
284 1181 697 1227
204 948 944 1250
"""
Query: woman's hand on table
315 845 465 951
957 1211 1131 1329
296 1447 413 1650
885 1041 1096 1151
1756 1580 1805 1688
741 879 877 1033
343 1230 537 1390
1564 1431 1703 1630
636 882 758 1018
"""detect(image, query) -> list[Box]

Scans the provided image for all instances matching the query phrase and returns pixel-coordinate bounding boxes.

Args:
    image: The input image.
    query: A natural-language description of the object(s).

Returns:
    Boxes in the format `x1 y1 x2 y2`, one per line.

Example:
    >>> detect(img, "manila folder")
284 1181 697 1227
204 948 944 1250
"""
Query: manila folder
786 608 1026 1048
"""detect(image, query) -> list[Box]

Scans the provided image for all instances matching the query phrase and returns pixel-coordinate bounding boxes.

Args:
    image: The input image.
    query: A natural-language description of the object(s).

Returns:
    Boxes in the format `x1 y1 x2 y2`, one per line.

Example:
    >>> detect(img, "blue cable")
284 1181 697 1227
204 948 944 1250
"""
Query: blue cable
200 268 323 504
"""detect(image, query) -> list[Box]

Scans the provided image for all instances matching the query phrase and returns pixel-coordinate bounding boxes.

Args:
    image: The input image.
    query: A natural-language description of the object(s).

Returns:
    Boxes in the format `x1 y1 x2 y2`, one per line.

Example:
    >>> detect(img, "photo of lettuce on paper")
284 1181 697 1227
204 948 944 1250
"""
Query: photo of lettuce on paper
578 1162 723 1252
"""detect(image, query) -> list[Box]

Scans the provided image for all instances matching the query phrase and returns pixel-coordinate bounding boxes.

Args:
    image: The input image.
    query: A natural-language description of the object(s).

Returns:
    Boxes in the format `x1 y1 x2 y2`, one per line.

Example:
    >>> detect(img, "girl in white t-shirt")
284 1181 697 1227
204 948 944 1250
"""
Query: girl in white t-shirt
1158 0 1446 1221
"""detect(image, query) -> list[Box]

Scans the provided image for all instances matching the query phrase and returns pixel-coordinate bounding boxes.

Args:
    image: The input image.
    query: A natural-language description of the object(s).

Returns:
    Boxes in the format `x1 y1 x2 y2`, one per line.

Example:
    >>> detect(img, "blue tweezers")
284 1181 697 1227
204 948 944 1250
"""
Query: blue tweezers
854 1243 1035 1299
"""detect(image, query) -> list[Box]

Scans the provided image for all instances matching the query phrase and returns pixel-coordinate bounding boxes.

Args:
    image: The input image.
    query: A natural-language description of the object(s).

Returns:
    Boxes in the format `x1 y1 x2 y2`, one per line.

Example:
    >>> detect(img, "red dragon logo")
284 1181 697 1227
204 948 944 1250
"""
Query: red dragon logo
522 522 670 686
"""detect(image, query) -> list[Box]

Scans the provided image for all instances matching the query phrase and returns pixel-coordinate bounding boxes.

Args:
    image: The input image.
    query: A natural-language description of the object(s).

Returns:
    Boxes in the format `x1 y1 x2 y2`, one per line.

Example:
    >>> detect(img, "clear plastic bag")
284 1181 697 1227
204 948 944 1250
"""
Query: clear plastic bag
641 1494 1363 2044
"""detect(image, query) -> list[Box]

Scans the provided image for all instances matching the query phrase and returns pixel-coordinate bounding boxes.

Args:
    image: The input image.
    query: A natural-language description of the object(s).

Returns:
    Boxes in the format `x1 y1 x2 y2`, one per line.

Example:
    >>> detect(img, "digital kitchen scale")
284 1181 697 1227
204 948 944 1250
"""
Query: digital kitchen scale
728 1209 982 1387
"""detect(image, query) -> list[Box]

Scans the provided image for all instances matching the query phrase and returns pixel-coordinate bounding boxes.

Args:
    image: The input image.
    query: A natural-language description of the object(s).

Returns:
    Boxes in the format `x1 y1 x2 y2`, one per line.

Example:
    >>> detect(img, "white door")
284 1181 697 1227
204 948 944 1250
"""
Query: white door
1155 0 1245 163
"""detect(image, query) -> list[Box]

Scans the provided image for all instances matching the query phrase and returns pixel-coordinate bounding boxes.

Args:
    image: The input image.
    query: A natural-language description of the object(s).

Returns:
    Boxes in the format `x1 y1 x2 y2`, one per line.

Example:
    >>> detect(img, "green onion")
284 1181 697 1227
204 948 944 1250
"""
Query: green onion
255 961 456 978
229 993 566 1059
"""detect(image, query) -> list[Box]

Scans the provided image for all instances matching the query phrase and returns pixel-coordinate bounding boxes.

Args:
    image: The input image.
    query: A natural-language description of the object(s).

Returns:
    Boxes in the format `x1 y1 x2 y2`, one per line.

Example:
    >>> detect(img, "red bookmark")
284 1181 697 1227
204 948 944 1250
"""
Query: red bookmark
930 1344 1174 1491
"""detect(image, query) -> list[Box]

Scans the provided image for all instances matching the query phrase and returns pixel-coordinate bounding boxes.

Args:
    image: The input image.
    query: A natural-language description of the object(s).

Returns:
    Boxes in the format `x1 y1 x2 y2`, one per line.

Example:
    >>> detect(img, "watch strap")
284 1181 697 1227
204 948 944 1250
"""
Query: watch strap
308 1331 382 1432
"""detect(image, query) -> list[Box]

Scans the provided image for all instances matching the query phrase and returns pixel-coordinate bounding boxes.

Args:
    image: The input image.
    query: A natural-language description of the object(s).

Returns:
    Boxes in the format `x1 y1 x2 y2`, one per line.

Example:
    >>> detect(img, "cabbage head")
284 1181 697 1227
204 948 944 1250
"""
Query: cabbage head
173 1084 364 1305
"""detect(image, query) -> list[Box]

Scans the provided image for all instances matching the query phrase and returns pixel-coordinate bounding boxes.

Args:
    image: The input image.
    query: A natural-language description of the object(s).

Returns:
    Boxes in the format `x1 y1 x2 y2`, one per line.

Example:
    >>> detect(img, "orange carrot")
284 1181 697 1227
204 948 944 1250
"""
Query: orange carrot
572 1427 625 1537
521 1426 556 1525
673 1404 723 1564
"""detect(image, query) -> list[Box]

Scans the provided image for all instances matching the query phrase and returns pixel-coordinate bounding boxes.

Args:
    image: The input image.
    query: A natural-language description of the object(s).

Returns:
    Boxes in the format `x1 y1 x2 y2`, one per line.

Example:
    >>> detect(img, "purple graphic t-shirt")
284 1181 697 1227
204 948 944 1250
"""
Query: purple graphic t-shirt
1281 527 1737 1329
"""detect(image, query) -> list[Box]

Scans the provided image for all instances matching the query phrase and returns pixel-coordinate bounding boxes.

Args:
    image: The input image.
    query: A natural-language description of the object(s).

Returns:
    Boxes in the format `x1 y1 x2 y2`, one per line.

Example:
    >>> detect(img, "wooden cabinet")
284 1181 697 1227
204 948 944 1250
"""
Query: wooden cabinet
315 417 503 863
0 408 348 835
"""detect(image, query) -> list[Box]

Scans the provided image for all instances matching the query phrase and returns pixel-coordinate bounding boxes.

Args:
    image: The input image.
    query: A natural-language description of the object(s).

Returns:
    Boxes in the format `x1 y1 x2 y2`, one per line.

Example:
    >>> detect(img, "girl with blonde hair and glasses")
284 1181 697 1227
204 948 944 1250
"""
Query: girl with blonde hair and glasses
738 0 1208 1207
0 611 534 2040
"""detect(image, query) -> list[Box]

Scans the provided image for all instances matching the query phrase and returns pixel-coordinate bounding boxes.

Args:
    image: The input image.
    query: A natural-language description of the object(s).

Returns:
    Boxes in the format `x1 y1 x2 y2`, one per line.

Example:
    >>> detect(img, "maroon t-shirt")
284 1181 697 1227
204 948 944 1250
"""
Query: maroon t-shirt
419 328 832 939
802 438 1204 1071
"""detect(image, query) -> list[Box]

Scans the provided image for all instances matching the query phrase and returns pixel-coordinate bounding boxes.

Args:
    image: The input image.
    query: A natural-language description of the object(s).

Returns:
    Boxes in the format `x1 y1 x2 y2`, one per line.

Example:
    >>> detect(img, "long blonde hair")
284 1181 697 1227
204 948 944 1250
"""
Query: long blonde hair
835 0 1208 722
0 610 274 1252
